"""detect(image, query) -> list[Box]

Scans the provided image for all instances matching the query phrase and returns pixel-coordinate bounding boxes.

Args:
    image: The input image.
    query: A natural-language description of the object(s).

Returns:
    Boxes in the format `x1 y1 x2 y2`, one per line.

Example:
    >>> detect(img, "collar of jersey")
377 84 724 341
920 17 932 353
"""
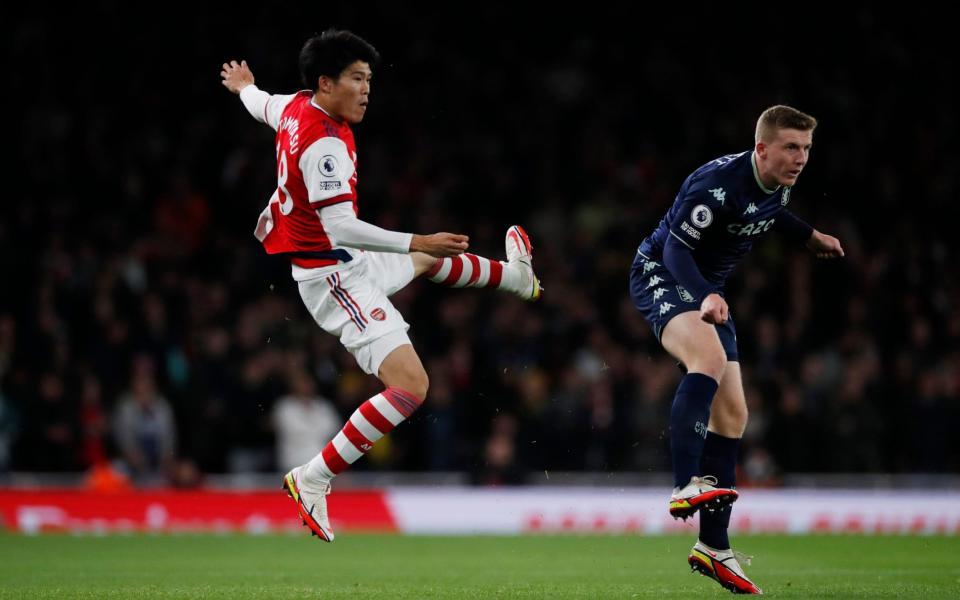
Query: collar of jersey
310 98 341 123
751 151 781 195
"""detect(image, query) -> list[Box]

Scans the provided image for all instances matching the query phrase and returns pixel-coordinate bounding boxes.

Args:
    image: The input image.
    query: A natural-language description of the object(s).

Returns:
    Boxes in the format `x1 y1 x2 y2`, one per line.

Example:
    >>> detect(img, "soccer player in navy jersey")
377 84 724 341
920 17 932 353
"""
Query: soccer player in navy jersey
629 106 843 594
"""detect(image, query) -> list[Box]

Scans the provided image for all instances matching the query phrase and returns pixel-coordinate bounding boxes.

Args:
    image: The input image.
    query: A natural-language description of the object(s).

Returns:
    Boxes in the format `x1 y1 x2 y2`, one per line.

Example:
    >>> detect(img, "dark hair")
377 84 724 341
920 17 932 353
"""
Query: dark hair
299 29 380 90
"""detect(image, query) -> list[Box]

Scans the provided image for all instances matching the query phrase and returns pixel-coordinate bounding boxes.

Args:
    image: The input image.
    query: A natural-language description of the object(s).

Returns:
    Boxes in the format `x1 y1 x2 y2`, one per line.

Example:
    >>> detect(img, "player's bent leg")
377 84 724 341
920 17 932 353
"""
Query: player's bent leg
420 225 541 301
688 540 763 594
423 251 507 293
290 268 427 540
286 340 425 542
660 312 727 381
661 312 737 520
377 343 429 401
366 252 418 297
691 380 759 593
698 361 747 550
411 252 440 278
710 361 748 438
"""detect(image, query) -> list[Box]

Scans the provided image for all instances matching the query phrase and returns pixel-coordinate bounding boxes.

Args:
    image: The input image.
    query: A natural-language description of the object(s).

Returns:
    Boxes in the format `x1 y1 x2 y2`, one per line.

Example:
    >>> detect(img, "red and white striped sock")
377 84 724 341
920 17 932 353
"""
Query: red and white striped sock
425 254 519 290
303 387 423 482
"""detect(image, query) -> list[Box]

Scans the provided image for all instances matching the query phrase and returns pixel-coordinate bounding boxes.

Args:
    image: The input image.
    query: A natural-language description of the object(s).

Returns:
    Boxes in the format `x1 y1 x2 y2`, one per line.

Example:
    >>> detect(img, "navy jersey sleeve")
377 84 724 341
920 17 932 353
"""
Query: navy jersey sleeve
772 208 813 244
663 235 718 302
660 174 730 301
667 175 728 251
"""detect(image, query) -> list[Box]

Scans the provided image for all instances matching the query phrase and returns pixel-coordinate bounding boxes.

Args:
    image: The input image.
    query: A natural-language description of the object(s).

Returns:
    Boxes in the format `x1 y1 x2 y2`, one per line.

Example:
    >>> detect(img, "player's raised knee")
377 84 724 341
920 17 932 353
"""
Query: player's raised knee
390 364 429 404
407 370 429 404
688 349 727 382
728 401 748 432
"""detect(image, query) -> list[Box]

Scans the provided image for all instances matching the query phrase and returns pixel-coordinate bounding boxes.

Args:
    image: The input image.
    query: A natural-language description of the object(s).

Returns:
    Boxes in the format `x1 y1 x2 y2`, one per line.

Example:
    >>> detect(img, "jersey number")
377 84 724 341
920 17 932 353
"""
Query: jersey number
276 144 294 215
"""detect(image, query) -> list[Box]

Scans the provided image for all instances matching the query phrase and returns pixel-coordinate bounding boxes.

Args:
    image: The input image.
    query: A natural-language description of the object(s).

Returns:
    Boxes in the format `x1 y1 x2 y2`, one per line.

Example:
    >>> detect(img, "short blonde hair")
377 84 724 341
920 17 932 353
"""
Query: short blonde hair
755 105 817 143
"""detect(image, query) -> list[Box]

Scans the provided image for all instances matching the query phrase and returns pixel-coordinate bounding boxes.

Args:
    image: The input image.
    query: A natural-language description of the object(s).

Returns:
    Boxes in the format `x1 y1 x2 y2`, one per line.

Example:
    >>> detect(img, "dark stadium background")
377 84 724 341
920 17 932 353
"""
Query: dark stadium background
4 4 957 486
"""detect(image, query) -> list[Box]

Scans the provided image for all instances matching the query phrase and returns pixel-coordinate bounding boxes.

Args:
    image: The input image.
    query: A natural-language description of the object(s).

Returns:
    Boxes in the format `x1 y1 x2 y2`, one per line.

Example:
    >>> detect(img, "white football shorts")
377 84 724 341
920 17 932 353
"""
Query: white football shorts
297 252 416 375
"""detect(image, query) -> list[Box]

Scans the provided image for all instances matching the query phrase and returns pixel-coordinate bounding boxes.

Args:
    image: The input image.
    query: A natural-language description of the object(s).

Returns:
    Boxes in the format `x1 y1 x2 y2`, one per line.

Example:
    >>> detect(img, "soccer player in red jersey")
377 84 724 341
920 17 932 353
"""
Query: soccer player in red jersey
222 30 540 542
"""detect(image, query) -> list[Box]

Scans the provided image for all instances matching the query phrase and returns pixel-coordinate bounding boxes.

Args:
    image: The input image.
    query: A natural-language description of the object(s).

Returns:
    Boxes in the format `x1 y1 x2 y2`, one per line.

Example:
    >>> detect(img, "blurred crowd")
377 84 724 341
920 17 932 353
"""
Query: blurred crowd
2 6 957 485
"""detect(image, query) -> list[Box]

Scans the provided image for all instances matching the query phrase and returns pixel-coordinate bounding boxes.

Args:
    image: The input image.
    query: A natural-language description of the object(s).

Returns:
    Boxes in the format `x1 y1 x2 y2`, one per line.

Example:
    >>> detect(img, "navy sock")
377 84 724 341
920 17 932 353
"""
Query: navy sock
669 373 718 489
698 431 740 550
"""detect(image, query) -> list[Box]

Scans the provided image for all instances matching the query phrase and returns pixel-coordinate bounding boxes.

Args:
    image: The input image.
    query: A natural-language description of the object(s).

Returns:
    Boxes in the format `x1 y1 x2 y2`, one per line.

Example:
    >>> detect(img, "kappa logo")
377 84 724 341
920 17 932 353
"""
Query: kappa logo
658 302 675 316
370 308 387 321
646 275 664 288
360 443 373 451
744 203 758 215
652 287 667 301
709 187 726 204
319 155 339 177
642 260 660 273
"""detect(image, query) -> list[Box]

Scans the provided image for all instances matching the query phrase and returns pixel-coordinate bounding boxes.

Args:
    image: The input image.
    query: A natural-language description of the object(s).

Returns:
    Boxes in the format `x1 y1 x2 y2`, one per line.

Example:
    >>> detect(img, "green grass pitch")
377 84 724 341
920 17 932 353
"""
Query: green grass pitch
1 533 958 598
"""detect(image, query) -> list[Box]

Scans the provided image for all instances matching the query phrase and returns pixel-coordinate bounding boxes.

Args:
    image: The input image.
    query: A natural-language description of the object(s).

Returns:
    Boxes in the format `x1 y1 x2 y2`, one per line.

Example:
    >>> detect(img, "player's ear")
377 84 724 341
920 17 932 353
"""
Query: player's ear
318 75 333 94
755 141 767 159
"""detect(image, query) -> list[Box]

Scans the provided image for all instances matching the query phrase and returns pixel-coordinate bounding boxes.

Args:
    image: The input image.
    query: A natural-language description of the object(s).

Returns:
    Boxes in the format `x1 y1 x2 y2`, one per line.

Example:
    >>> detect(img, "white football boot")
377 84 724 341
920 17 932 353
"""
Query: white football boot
282 466 334 542
669 475 738 520
688 540 763 594
504 225 541 301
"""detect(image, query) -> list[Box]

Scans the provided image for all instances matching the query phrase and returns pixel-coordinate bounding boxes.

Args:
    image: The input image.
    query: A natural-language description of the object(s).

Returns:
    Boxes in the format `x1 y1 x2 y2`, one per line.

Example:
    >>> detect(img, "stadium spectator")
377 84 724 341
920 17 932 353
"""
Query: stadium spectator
272 370 340 472
112 356 177 483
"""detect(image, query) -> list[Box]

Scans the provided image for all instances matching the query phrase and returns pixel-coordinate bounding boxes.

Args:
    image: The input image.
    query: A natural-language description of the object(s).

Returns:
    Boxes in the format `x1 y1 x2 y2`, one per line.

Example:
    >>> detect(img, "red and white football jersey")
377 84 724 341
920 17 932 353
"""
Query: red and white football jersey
253 91 360 268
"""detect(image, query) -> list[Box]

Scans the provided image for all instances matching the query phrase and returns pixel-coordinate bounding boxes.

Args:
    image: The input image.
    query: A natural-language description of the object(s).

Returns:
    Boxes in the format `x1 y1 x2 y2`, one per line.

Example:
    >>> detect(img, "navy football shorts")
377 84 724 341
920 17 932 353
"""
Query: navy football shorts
629 251 739 362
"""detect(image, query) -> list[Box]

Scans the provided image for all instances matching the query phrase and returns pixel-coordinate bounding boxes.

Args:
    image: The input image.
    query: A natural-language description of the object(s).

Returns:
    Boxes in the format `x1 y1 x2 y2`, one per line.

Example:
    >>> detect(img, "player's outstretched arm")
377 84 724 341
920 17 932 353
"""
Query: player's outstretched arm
317 204 467 257
220 60 293 130
806 230 845 258
221 60 255 94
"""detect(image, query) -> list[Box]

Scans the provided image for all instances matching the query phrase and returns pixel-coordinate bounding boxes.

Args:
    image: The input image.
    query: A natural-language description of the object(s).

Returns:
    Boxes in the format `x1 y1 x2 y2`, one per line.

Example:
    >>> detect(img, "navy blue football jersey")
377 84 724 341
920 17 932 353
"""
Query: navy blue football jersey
637 151 792 288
